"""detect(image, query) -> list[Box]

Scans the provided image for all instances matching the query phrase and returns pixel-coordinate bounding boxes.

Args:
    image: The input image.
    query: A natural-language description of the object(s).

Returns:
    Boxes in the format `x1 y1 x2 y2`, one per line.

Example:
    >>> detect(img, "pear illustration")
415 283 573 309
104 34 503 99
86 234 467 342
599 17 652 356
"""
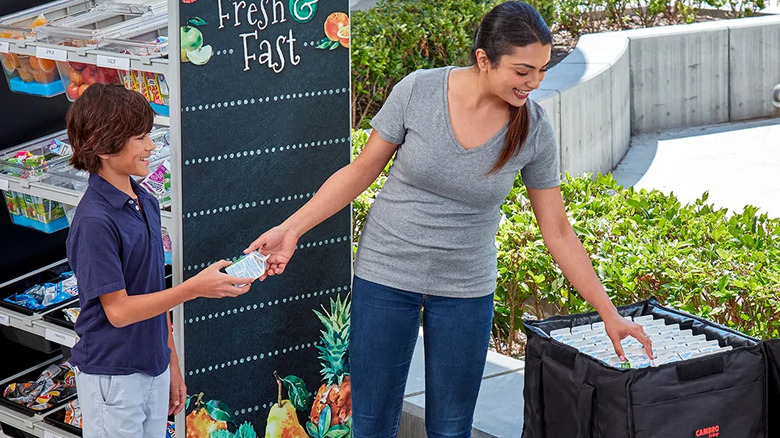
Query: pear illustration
264 371 307 438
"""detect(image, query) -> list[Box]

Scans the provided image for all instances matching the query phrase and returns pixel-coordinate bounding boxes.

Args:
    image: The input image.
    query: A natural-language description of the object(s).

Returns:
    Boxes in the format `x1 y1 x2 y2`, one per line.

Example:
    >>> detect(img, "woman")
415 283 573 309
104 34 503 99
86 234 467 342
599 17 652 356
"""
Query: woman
245 2 653 437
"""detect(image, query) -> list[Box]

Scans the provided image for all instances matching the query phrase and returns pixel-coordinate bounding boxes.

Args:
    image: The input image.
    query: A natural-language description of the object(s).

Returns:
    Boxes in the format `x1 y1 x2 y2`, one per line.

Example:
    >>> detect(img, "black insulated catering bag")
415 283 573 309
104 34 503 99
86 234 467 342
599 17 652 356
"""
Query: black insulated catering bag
521 297 780 438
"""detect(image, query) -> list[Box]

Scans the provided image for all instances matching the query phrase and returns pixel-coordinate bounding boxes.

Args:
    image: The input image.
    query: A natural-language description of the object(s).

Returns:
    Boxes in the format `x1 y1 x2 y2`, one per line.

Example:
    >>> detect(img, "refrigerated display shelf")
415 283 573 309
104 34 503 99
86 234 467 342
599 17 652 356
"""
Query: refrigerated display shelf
0 404 80 438
0 174 174 230
0 40 168 75
0 260 79 350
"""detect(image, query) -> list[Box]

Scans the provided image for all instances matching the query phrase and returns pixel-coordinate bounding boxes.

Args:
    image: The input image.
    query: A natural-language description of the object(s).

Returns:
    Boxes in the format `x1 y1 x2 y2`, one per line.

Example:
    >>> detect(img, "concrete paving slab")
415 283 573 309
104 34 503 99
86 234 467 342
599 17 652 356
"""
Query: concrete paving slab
404 329 524 395
405 369 525 437
402 330 525 437
471 370 525 437
612 117 780 218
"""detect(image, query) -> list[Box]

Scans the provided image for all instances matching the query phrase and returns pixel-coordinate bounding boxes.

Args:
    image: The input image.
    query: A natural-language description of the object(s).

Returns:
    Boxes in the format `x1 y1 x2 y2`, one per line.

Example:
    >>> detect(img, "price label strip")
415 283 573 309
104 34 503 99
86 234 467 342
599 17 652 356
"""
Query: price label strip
0 41 10 53
0 178 9 191
97 54 130 70
36 46 68 62
45 328 77 348
0 312 10 326
44 430 67 438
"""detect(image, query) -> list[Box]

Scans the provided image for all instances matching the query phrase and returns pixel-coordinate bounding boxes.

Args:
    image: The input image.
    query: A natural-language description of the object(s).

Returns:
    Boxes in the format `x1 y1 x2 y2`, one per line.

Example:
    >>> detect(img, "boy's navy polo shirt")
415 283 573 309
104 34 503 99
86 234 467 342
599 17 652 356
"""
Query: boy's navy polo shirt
66 174 170 376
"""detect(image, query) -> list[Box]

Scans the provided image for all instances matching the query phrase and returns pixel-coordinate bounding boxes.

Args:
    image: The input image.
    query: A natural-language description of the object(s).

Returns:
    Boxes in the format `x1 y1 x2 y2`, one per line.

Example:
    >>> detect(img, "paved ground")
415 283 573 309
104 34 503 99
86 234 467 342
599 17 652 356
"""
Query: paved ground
612 117 780 219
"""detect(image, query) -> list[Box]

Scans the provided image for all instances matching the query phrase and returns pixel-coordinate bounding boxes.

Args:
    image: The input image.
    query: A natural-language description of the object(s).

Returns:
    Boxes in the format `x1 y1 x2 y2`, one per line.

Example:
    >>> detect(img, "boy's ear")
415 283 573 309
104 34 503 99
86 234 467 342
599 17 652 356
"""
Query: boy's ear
97 154 110 161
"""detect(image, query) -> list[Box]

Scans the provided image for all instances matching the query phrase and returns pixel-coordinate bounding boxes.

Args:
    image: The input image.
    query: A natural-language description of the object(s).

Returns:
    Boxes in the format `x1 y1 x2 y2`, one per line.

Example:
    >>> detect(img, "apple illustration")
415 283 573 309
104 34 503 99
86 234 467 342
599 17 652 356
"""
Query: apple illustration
186 45 212 65
180 26 203 62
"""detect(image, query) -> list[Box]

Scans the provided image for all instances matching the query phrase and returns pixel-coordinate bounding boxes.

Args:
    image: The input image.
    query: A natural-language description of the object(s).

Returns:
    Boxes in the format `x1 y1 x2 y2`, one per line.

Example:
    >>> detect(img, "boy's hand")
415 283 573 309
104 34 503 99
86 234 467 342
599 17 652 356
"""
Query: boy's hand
188 260 254 298
168 364 186 415
604 314 654 361
244 225 298 280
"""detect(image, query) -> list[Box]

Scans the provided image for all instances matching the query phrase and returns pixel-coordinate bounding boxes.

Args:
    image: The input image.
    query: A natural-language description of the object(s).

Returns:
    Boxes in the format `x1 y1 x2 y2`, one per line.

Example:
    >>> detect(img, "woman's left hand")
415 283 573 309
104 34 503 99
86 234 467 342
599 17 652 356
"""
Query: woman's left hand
603 314 654 361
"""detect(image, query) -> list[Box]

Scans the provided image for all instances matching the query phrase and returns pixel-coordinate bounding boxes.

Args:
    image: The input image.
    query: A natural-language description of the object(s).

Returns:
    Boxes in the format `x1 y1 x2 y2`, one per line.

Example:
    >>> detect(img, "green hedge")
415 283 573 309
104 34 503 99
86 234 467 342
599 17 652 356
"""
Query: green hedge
350 131 780 353
350 0 764 129
350 0 500 129
494 172 780 351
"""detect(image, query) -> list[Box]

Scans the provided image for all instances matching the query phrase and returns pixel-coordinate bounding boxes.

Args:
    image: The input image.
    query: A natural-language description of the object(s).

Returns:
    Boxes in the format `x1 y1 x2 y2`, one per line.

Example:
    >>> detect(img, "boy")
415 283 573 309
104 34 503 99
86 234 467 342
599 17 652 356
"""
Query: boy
65 84 253 438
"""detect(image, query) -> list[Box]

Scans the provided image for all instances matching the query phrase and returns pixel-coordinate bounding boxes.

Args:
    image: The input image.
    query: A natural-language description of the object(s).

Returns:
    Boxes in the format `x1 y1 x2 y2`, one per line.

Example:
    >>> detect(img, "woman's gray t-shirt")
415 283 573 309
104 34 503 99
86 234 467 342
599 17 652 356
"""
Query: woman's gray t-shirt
354 66 560 298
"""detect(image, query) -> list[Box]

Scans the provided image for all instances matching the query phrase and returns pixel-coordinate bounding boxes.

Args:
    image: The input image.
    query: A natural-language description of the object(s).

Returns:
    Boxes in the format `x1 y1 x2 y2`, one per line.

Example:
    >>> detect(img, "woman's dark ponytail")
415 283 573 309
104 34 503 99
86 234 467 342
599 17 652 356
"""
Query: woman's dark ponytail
472 1 552 174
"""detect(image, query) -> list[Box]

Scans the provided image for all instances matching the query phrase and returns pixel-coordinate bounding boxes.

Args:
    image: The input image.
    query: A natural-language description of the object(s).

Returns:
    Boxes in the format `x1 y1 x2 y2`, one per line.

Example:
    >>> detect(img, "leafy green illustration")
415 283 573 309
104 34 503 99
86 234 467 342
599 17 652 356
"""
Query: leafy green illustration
210 422 257 438
204 399 236 425
281 375 311 411
318 405 331 436
306 405 349 438
237 422 258 438
188 16 208 26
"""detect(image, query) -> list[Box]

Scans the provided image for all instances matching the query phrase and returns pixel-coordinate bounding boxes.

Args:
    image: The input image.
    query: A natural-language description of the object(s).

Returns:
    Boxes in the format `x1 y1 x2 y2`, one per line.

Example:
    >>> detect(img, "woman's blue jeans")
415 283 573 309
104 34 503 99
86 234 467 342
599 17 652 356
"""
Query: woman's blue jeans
351 275 494 438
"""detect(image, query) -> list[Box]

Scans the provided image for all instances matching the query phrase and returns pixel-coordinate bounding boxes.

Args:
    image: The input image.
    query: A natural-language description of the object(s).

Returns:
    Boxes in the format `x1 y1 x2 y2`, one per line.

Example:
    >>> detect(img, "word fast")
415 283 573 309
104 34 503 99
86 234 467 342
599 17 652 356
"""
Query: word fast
240 29 300 73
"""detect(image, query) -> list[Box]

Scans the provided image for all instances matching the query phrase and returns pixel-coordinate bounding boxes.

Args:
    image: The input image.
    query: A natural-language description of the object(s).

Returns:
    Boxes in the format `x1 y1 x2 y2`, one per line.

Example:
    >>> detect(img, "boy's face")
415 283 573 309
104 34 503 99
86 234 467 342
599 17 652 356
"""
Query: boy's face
99 132 156 179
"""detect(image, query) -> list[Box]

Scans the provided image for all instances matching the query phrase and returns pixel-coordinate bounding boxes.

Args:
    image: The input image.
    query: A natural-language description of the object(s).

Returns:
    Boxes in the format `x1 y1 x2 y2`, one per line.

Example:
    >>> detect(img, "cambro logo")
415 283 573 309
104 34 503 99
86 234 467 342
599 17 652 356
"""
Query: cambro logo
695 425 720 437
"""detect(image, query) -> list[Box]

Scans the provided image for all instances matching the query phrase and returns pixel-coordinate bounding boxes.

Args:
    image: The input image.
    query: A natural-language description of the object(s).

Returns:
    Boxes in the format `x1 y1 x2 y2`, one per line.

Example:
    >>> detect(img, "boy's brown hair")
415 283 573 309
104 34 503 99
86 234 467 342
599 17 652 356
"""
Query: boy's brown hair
66 84 155 174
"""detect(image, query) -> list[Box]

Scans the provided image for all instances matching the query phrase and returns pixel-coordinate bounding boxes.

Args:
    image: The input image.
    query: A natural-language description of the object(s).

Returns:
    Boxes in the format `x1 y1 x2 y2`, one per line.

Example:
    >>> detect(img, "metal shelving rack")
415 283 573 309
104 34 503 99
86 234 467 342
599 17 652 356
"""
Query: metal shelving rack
0 1 177 436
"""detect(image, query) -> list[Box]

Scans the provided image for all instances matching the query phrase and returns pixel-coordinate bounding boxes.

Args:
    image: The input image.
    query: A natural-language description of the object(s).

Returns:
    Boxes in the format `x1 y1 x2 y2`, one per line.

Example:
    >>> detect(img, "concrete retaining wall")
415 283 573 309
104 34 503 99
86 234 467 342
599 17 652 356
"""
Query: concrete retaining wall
535 34 631 177
532 14 780 177
728 16 780 120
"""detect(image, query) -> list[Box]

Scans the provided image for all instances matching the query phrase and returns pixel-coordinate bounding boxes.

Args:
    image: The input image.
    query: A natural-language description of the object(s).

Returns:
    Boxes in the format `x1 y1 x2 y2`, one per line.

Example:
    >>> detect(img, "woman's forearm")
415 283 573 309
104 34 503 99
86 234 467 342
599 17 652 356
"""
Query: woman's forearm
542 226 620 320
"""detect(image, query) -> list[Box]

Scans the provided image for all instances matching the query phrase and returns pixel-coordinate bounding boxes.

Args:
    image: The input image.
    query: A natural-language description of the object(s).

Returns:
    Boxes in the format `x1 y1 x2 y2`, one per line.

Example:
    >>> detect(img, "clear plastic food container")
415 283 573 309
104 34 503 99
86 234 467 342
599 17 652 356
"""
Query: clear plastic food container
35 7 149 48
44 127 171 203
95 15 169 113
0 0 97 41
2 190 70 233
96 13 168 58
58 59 122 101
39 6 166 101
0 131 72 179
2 53 64 96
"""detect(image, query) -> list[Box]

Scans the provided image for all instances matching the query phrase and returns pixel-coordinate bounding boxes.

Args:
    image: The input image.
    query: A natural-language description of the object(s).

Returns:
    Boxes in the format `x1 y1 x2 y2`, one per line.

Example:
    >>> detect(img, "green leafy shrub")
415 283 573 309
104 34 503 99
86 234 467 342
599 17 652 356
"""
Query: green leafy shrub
350 0 500 129
351 131 780 355
495 172 780 349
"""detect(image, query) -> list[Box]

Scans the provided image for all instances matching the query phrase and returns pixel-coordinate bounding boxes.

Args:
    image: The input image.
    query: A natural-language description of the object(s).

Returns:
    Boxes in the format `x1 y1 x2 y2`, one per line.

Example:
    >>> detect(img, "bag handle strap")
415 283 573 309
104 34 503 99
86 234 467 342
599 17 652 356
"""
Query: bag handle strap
676 356 724 381
576 383 596 438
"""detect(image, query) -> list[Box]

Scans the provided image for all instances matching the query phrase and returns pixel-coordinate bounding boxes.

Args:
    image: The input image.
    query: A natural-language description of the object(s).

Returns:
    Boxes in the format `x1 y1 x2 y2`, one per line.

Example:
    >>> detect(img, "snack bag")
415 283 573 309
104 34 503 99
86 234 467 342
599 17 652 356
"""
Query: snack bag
65 399 83 428
63 307 81 324
144 71 163 104
157 73 170 105
140 160 171 203
131 70 151 101
118 69 135 91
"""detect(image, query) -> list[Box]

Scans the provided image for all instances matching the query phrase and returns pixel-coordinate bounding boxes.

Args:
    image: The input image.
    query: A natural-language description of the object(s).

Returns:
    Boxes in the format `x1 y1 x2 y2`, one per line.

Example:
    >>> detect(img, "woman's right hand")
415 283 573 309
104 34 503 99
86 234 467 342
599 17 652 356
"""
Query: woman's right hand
244 225 299 280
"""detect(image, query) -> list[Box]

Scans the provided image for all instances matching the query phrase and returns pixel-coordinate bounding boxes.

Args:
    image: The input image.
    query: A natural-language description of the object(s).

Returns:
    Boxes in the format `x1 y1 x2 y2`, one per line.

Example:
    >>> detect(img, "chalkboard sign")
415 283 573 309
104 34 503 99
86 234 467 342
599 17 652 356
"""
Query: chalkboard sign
178 0 351 436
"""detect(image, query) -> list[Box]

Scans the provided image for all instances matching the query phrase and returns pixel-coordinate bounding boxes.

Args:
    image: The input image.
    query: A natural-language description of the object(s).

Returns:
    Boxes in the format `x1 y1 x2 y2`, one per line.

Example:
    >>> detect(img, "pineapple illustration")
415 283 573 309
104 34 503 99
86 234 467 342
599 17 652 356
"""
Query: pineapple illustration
307 294 352 434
